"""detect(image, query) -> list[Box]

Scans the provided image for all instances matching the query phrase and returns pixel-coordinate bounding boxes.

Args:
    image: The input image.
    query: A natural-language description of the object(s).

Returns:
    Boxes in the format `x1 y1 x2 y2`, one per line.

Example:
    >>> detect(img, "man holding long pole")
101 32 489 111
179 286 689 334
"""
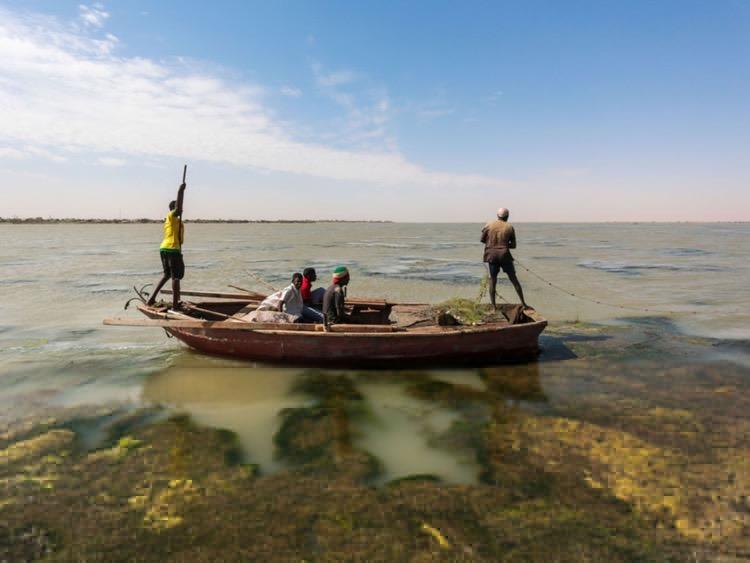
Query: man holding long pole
147 166 187 309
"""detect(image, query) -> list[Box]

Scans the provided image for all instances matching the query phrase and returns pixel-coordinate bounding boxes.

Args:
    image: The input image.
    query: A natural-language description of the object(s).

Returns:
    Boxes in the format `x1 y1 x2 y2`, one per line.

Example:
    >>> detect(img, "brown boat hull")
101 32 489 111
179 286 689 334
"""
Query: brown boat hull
141 309 547 367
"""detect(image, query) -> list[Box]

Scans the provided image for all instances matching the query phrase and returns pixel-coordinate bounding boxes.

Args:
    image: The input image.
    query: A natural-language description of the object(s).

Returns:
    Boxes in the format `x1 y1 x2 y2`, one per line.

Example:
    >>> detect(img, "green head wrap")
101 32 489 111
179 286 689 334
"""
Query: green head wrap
332 266 349 282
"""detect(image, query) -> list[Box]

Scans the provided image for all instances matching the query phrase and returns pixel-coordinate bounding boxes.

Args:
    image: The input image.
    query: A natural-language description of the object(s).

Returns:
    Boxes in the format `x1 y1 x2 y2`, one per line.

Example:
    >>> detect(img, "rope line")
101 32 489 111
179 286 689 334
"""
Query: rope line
245 271 278 292
478 269 509 304
514 260 700 316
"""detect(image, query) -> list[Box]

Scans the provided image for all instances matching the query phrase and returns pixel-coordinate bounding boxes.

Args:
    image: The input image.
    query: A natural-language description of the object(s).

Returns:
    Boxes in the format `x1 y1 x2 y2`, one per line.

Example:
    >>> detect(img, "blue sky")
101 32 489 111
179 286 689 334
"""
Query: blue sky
0 1 748 221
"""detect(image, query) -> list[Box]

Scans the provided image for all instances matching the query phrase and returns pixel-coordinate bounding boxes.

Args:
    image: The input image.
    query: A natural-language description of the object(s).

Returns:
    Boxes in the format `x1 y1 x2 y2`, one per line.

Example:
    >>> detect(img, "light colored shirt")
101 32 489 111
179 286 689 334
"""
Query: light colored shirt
257 284 303 318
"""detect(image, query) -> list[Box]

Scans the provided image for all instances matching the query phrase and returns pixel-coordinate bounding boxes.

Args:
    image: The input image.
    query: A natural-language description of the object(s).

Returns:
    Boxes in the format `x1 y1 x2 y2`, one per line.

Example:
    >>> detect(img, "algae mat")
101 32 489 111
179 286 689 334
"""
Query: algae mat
2 321 750 561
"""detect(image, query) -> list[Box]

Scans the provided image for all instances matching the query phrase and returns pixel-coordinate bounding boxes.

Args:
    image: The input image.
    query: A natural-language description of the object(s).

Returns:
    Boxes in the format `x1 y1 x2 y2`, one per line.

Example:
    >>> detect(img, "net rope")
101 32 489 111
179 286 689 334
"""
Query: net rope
513 260 700 316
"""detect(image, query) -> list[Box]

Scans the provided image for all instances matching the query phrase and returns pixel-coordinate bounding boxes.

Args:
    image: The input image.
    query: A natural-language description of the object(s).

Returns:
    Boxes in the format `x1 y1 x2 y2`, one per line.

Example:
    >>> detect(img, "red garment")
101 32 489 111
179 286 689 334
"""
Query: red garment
300 277 312 303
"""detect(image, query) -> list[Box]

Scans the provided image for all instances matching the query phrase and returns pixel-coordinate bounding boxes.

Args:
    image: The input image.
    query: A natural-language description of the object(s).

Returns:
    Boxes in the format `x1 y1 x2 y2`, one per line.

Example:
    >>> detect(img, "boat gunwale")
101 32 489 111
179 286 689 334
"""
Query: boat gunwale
122 303 547 338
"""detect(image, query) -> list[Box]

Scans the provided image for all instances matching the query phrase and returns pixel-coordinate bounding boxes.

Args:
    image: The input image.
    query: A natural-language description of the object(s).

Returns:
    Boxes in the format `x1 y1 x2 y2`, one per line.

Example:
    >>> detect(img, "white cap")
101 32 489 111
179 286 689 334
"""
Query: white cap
497 207 509 220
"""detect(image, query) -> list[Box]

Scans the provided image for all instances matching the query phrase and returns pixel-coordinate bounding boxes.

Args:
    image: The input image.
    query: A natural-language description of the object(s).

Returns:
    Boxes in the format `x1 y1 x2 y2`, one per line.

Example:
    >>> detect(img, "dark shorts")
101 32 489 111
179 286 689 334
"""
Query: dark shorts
160 251 184 280
488 256 515 277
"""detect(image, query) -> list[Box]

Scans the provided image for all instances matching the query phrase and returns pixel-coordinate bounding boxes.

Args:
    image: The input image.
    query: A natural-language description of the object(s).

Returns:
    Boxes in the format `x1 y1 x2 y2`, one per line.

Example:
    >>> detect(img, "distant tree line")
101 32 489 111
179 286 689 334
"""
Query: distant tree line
0 217 392 224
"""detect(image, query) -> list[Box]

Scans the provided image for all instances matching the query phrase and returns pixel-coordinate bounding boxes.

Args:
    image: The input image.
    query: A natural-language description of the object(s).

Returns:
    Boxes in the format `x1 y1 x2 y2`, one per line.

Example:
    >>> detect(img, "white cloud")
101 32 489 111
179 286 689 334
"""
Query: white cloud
0 8 502 189
0 147 29 160
1 145 68 162
310 62 395 148
280 86 302 98
98 156 126 167
413 89 455 121
79 3 110 28
416 106 455 120
312 63 357 88
26 146 68 163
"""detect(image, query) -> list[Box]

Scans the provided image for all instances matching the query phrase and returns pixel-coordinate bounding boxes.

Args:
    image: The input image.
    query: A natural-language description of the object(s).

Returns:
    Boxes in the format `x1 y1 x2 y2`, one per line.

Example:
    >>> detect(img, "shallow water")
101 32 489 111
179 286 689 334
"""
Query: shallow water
350 375 484 484
1 223 749 485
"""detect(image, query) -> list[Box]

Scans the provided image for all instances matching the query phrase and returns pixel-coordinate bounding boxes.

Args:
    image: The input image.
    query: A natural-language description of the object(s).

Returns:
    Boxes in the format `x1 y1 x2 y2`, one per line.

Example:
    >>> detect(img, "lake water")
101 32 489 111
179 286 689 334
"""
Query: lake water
1 222 749 485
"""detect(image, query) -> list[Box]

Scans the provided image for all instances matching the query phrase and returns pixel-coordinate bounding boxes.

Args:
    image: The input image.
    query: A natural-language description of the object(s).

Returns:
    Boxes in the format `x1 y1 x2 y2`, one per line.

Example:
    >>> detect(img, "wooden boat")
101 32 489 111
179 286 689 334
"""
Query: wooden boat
104 289 547 367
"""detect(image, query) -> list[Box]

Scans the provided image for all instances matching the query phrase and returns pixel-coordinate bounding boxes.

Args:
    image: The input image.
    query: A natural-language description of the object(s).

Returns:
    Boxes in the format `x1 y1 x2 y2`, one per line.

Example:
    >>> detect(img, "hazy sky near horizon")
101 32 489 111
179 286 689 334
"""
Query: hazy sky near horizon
0 1 748 222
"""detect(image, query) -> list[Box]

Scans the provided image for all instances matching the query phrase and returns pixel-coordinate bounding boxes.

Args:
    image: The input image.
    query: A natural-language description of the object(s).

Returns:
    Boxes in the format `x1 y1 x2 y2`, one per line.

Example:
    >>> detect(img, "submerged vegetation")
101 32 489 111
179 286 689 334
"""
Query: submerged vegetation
2 322 749 561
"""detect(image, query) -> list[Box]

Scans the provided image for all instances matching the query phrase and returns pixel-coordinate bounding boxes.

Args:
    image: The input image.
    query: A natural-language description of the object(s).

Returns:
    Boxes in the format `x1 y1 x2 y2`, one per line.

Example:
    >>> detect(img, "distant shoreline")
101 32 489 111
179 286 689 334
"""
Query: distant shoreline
0 218 393 224
0 218 746 225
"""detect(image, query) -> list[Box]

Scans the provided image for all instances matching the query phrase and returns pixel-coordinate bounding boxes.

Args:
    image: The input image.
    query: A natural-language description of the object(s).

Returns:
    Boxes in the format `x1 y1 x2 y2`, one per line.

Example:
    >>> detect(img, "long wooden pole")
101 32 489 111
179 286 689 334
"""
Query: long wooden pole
162 289 262 301
160 288 425 308
183 303 252 322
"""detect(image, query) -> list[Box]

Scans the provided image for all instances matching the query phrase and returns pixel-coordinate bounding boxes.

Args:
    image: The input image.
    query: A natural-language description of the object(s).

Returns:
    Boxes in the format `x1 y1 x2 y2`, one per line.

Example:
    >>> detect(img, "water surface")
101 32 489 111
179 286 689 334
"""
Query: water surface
1 223 749 482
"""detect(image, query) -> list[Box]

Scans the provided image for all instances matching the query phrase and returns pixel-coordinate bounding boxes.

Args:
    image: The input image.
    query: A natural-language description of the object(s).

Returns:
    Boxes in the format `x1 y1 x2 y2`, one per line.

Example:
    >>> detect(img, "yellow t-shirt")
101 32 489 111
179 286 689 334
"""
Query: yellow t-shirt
160 210 184 252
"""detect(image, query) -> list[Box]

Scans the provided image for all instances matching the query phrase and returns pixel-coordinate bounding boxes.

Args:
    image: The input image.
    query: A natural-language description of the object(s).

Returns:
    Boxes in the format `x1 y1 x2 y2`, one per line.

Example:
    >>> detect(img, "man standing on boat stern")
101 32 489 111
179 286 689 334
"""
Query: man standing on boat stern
147 181 186 309
481 207 528 309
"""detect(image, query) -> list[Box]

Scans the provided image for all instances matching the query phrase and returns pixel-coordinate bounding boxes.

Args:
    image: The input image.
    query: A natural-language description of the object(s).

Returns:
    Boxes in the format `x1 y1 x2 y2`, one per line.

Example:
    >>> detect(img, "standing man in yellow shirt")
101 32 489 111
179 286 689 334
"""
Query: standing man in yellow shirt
147 177 186 309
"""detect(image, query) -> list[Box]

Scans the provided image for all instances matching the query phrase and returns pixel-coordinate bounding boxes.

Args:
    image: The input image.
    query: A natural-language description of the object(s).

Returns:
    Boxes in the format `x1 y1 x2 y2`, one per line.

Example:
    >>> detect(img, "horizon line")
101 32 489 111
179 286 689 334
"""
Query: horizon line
1 217 748 225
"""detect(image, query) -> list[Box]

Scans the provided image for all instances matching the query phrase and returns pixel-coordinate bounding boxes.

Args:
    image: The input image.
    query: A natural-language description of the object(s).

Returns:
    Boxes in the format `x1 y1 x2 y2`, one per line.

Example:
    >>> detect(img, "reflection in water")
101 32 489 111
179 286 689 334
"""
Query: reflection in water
142 365 306 472
139 362 541 484
427 370 487 391
353 377 482 484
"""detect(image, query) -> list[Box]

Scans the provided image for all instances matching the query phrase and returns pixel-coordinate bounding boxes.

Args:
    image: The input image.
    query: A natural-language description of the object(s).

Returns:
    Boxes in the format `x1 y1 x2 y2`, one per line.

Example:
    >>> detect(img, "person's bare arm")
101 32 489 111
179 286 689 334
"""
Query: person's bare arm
281 288 294 312
175 183 186 217
508 226 517 249
334 288 345 323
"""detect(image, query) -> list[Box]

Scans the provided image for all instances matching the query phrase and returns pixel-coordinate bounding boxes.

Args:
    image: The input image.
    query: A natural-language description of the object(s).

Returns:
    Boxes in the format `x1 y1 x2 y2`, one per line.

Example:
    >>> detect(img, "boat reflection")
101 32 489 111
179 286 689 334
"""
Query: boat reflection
141 357 545 484
142 361 307 473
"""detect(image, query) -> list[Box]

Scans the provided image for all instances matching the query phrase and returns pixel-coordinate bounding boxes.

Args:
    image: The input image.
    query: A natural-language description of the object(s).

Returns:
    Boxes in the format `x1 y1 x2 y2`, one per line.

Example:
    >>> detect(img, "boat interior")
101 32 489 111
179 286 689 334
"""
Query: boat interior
164 298 531 328
169 299 395 325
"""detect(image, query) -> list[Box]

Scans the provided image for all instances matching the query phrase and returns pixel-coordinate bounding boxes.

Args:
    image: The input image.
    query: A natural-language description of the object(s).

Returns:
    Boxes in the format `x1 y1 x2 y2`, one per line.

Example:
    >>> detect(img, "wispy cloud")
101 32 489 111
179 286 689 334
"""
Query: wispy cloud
416 105 455 120
97 156 126 167
312 64 358 88
0 7 502 189
0 147 28 160
0 145 68 162
412 89 455 122
79 3 110 28
311 62 394 148
280 85 302 98
484 90 503 105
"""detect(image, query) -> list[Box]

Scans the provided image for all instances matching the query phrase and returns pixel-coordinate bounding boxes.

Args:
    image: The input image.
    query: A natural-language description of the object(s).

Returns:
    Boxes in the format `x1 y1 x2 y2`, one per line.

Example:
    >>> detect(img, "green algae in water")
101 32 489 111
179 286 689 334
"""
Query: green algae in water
385 474 442 486
2 322 745 560
291 370 364 402
116 436 142 451
0 392 708 562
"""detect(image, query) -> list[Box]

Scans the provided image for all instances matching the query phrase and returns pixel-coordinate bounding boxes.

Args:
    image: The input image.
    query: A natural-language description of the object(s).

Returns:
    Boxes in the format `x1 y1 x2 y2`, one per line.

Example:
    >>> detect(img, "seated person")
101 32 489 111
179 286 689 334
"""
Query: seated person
251 272 323 324
254 273 304 321
301 267 326 307
322 266 350 324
